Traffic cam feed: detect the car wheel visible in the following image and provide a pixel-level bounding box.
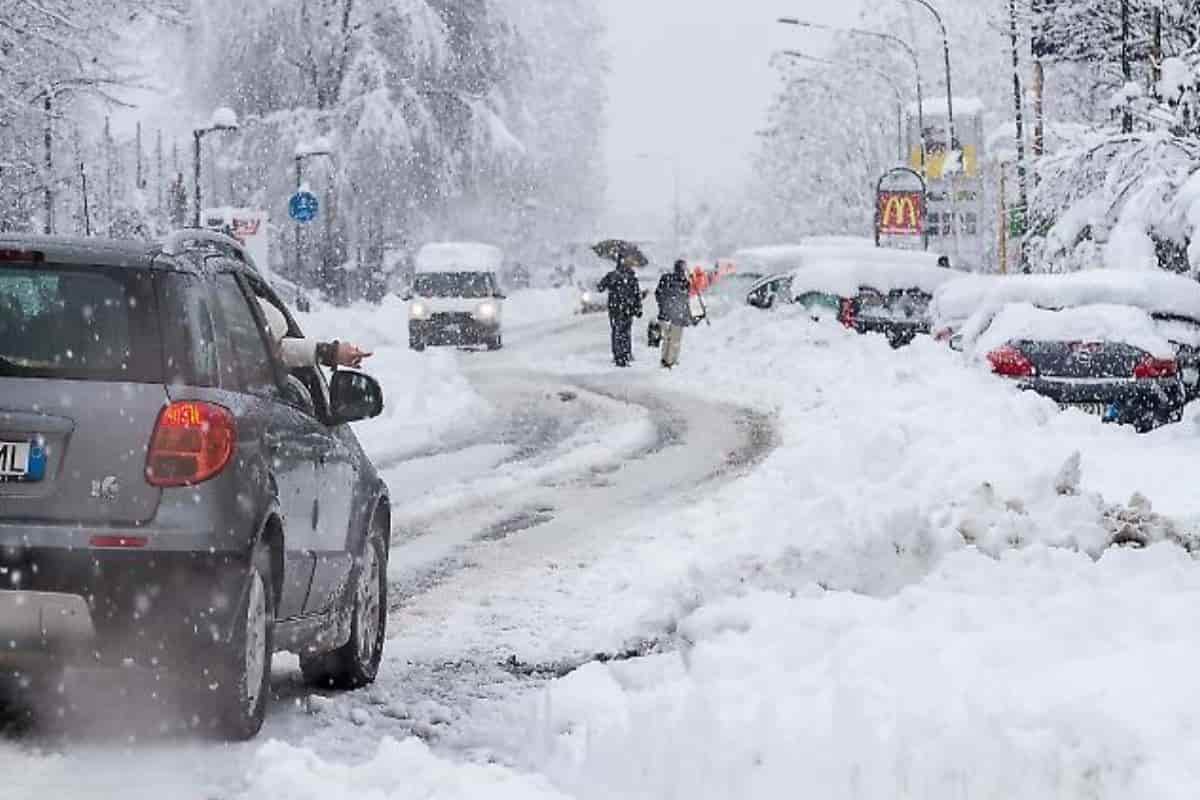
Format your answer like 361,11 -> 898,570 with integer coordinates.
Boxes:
486,335 -> 503,351
410,337 -> 425,352
206,545 -> 274,740
300,517 -> 388,690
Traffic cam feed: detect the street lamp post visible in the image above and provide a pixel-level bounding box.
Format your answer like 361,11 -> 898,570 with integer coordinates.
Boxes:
780,50 -> 907,162
294,137 -> 334,286
778,17 -> 925,176
896,0 -> 961,260
898,0 -> 956,153
192,107 -> 240,227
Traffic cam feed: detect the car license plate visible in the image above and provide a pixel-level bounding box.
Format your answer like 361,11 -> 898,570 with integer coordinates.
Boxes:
1062,402 -> 1119,421
0,440 -> 46,482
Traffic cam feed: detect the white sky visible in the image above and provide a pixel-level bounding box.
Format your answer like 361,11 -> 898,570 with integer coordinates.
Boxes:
601,0 -> 865,240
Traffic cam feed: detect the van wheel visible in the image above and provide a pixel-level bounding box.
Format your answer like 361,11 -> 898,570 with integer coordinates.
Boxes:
301,520 -> 387,690
204,545 -> 274,740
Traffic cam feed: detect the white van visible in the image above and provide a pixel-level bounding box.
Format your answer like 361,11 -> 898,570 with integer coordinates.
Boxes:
407,242 -> 506,351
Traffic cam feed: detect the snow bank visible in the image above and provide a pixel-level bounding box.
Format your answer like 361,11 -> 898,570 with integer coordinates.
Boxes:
971,303 -> 1176,358
299,296 -> 489,459
466,304 -> 1200,798
243,738 -> 568,800
416,242 -> 504,273
932,269 -> 1200,329
787,259 -> 958,297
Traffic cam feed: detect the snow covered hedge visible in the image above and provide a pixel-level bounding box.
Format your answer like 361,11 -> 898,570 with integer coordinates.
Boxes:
1028,131 -> 1200,274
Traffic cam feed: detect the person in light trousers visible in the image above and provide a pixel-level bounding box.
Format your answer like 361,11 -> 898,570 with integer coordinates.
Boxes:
655,259 -> 692,369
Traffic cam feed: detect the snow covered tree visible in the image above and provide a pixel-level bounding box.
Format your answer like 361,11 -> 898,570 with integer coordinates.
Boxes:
176,0 -> 605,301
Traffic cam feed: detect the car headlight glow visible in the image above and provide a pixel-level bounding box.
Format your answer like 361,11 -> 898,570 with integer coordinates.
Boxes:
581,291 -> 594,304
475,301 -> 498,321
410,301 -> 429,320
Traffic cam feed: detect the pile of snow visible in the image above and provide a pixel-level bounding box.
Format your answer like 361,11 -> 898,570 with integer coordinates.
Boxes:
969,303 -> 1176,359
299,296 -> 489,459
932,269 -> 1200,330
416,242 -> 504,273
243,738 -> 568,800
786,259 -> 959,298
446,304 -> 1200,797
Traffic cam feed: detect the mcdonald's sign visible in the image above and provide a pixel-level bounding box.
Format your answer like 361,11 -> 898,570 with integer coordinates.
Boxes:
877,191 -> 924,237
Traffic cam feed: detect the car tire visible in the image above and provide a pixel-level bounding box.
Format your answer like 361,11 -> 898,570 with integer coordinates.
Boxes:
300,516 -> 388,690
206,545 -> 274,741
486,335 -> 503,351
410,337 -> 425,352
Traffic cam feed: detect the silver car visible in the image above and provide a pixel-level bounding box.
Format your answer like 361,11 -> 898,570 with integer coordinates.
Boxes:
0,231 -> 390,739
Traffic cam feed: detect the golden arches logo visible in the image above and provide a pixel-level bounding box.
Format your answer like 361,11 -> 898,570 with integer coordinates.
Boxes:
878,192 -> 923,235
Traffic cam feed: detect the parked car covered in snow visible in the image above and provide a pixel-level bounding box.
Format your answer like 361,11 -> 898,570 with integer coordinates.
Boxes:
407,243 -> 506,351
745,257 -> 959,348
931,270 -> 1200,406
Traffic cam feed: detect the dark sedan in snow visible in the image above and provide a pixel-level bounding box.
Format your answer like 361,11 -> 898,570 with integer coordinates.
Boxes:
962,303 -> 1187,432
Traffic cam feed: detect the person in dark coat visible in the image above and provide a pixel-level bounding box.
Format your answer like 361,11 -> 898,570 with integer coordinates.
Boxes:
655,259 -> 692,369
597,256 -> 643,367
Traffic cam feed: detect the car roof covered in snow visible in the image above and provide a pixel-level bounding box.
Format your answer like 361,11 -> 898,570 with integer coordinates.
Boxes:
969,302 -> 1176,359
733,241 -> 945,274
416,242 -> 503,273
785,259 -> 960,297
931,270 -> 1200,327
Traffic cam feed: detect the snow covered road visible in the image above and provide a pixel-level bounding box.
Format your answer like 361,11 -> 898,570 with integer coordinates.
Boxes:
9,295 -> 1200,799
0,304 -> 778,799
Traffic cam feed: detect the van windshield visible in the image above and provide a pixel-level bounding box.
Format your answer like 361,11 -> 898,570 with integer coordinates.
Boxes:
413,272 -> 497,299
0,264 -> 162,382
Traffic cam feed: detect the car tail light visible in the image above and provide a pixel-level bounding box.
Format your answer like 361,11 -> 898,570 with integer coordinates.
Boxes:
1133,356 -> 1178,380
146,401 -> 236,487
0,249 -> 44,263
838,298 -> 856,328
987,345 -> 1036,378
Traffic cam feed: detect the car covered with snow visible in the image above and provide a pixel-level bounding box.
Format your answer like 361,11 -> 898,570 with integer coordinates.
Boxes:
745,257 -> 959,348
958,301 -> 1188,431
931,270 -> 1200,404
407,243 -> 506,351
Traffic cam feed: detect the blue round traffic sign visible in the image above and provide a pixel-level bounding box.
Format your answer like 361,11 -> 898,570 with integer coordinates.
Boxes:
289,191 -> 320,223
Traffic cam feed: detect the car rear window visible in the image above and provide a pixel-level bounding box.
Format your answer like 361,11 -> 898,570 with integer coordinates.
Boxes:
0,264 -> 162,382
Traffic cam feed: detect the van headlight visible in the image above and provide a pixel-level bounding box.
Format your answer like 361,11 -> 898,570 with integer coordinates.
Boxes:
410,301 -> 429,320
581,291 -> 595,305
474,301 -> 498,321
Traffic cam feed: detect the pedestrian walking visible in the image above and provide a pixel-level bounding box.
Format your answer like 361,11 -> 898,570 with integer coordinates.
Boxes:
655,259 -> 692,369
597,256 -> 643,367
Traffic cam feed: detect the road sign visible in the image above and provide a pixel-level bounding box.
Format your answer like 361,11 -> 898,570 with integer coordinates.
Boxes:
1009,205 -> 1028,237
289,191 -> 319,224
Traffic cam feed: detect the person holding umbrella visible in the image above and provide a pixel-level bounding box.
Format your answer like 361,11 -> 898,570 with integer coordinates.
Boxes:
596,250 -> 644,367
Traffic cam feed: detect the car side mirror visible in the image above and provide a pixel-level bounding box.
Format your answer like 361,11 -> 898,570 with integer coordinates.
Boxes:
329,370 -> 383,424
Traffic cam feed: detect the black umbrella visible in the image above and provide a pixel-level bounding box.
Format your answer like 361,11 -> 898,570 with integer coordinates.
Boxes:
592,239 -> 649,268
